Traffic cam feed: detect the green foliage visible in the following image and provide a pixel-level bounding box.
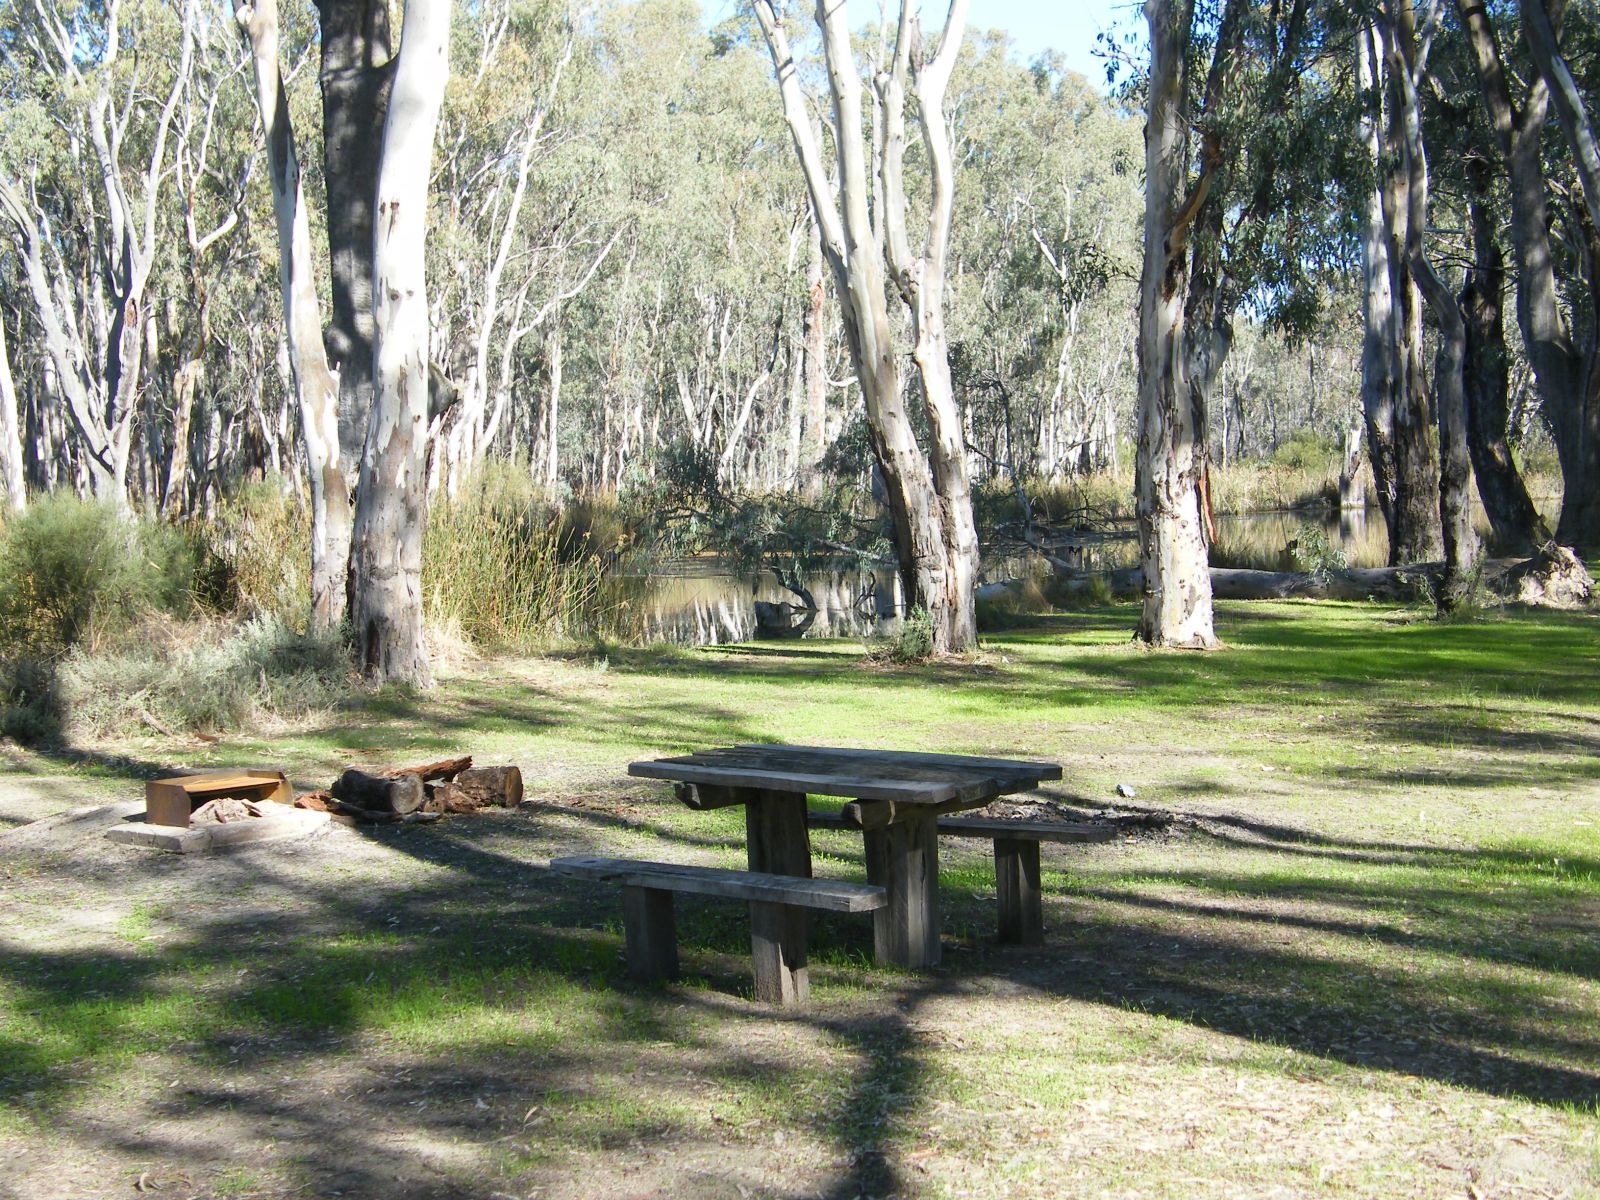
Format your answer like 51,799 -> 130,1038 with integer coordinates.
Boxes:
0,493 -> 198,655
0,655 -> 62,744
864,606 -> 935,664
424,465 -> 616,649
1270,429 -> 1340,474
1288,522 -> 1349,582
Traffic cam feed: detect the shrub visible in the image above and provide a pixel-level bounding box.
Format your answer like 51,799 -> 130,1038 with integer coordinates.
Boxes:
865,606 -> 936,663
59,616 -> 351,739
0,655 -> 63,745
0,493 -> 198,654
1289,522 -> 1349,582
197,481 -> 311,625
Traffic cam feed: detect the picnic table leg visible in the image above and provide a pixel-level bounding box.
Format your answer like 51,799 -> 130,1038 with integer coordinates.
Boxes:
742,788 -> 813,877
749,900 -> 809,1006
621,885 -> 679,982
864,809 -> 941,968
994,837 -> 1043,946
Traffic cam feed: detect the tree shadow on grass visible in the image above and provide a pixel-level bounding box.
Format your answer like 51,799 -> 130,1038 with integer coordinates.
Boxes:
3,800 -> 1598,1196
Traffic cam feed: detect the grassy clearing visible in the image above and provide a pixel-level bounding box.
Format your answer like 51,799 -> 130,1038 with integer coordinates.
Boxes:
1,597 -> 1597,1198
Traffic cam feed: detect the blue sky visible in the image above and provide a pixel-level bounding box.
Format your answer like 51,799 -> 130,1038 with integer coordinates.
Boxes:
701,0 -> 1136,83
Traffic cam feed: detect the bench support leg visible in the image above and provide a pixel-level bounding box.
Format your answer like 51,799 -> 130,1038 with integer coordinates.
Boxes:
994,837 -> 1043,946
743,789 -> 814,877
749,900 -> 809,1006
865,809 -> 941,968
622,885 -> 679,982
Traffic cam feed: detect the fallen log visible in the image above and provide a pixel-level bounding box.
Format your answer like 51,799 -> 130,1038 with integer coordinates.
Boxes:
1044,552 -> 1592,606
331,768 -> 425,816
1048,563 -> 1439,602
384,756 -> 472,783
450,766 -> 523,808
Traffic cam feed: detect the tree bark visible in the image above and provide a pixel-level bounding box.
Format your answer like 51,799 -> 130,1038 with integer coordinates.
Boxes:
1520,0 -> 1600,549
0,313 -> 25,511
1359,19 -> 1442,565
316,0 -> 394,453
1135,0 -> 1218,649
239,0 -> 354,631
348,0 -> 450,685
1461,156 -> 1542,550
753,0 -> 978,653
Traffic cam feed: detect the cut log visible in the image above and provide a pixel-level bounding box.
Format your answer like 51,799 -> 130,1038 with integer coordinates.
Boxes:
451,766 -> 523,808
384,755 -> 472,783
331,768 -> 425,816
428,781 -> 482,814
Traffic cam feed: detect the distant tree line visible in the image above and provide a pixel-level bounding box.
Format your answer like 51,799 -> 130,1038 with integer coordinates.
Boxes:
0,0 -> 1592,674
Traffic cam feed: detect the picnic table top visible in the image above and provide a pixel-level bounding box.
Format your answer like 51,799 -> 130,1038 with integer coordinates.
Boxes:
628,744 -> 1062,805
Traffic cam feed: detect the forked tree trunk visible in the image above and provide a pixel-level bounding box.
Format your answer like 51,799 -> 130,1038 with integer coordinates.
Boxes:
1385,5 -> 1478,606
238,0 -> 353,631
753,0 -> 978,653
1359,20 -> 1441,566
348,0 -> 450,685
1135,0 -> 1217,649
1461,160 -> 1542,550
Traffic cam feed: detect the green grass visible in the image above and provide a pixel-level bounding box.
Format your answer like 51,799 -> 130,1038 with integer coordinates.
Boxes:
2,597 -> 1598,1197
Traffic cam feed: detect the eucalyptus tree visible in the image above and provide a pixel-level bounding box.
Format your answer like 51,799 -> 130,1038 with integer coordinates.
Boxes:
1132,0 -> 1354,644
1137,0 -> 1220,648
317,0 -> 393,454
0,311 -> 23,509
347,0 -> 452,685
0,0 -> 198,504
237,0 -> 350,629
752,0 -> 980,653
1513,0 -> 1600,550
1382,0 -> 1478,604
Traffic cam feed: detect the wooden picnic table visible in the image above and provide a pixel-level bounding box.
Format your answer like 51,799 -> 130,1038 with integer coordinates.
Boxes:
627,744 -> 1062,968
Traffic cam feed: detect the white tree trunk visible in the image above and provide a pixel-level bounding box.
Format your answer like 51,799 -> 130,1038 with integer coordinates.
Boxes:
1135,0 -> 1218,649
0,313 -> 25,510
753,0 -> 978,652
237,0 -> 352,631
349,0 -> 450,685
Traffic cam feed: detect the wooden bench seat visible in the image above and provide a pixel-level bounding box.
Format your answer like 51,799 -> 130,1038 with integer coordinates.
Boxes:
551,856 -> 885,1007
808,811 -> 1117,946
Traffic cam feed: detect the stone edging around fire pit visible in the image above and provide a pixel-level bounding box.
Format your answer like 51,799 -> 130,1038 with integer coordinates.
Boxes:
106,804 -> 329,854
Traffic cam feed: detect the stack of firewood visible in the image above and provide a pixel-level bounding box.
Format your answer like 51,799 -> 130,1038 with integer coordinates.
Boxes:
294,757 -> 523,825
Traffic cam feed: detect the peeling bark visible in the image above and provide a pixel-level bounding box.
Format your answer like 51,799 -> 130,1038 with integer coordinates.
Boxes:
1135,0 -> 1217,649
238,0 -> 353,631
348,0 -> 450,685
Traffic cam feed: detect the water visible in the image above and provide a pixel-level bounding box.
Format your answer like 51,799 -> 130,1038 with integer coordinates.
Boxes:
628,505 -> 1540,646
627,560 -> 907,645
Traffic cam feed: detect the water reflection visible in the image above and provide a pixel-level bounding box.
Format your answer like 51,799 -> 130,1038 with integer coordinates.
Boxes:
626,562 -> 906,645
626,503 -> 1548,646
